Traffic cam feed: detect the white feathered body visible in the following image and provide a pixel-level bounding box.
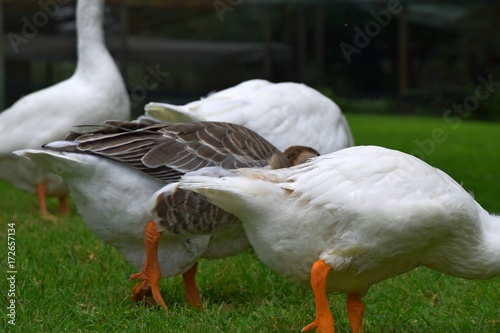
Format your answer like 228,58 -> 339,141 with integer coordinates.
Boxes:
180,146 -> 500,296
0,0 -> 130,197
146,79 -> 353,154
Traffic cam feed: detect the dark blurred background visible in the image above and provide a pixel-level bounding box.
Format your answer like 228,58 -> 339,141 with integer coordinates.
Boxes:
2,0 -> 500,120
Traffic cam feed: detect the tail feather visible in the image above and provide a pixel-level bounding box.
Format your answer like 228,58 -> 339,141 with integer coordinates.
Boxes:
145,102 -> 200,123
180,168 -> 287,222
180,170 -> 258,198
14,148 -> 82,175
180,167 -> 238,194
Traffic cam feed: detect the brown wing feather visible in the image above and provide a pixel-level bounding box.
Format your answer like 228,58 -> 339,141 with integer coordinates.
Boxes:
52,121 -> 284,183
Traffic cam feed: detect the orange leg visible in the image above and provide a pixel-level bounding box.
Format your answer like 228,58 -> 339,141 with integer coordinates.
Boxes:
59,195 -> 69,216
347,293 -> 365,333
129,221 -> 167,310
182,262 -> 202,308
36,183 -> 48,216
301,259 -> 334,333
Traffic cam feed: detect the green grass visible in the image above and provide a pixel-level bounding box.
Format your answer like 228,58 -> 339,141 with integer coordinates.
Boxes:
1,114 -> 499,332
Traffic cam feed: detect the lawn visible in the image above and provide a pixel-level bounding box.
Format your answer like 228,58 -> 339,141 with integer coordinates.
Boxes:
1,114 -> 499,332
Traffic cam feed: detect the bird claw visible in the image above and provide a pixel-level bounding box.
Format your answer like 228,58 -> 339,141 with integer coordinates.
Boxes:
130,272 -> 167,310
301,319 -> 334,333
301,319 -> 317,332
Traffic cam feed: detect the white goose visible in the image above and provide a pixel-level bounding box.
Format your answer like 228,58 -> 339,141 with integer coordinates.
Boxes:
15,120 -> 318,309
0,0 -> 130,215
180,145 -> 500,333
145,79 -> 354,154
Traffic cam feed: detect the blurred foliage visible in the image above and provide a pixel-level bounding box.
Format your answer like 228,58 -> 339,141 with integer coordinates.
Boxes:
318,86 -> 396,115
320,85 -> 500,120
4,2 -> 500,120
480,89 -> 500,121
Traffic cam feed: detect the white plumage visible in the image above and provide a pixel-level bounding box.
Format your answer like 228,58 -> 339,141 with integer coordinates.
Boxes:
0,0 -> 130,214
180,145 -> 500,333
145,79 -> 354,154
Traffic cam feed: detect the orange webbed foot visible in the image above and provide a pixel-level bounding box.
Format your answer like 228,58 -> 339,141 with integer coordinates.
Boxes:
301,259 -> 334,333
301,318 -> 334,333
347,293 -> 365,333
182,262 -> 202,308
59,195 -> 70,216
36,183 -> 49,216
129,221 -> 167,310
130,270 -> 167,310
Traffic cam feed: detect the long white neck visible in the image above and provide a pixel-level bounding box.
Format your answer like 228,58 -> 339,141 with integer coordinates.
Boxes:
74,0 -> 113,78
